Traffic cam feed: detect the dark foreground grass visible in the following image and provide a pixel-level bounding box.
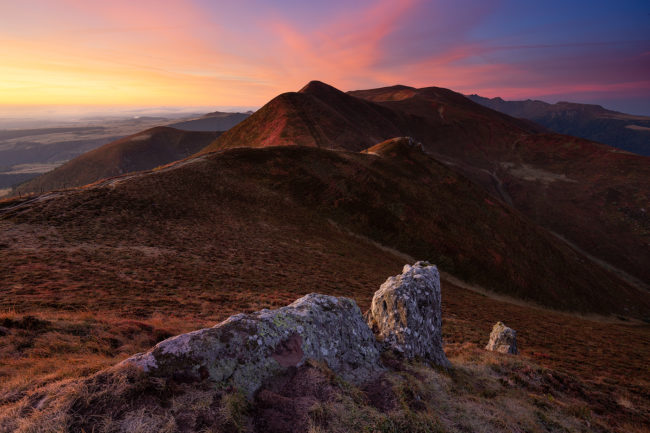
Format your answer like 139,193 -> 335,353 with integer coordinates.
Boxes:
0,279 -> 648,433
2,342 -> 645,433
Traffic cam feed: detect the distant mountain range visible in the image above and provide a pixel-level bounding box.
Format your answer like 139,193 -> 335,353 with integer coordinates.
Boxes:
0,111 -> 251,194
5,111 -> 251,195
467,95 -> 650,156
12,127 -> 219,195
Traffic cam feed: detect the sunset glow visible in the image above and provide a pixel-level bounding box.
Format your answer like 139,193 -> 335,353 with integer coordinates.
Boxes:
1,0 -> 649,113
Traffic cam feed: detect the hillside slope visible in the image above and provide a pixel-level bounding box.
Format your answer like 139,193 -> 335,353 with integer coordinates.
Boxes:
467,95 -> 650,156
2,142 -> 647,317
13,127 -> 219,195
202,81 -> 406,152
168,111 -> 251,131
202,81 -> 650,286
1,142 -> 649,432
357,86 -> 650,288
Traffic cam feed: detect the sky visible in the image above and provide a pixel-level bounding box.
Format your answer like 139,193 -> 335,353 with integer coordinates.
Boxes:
1,0 -> 649,115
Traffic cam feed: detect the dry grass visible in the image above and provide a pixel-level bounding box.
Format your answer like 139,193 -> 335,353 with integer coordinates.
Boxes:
0,145 -> 648,431
2,344 -> 642,433
2,145 -> 646,318
0,278 -> 648,432
0,310 -> 212,409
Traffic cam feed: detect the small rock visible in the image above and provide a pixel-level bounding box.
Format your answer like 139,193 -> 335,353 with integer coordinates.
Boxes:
366,261 -> 450,367
485,322 -> 518,354
122,293 -> 382,397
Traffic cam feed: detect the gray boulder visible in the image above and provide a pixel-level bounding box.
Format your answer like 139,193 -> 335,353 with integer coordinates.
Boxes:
366,261 -> 450,367
122,293 -> 382,397
485,322 -> 518,354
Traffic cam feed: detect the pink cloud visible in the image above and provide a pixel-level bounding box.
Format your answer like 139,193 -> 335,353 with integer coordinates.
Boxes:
477,81 -> 650,100
1,0 -> 648,112
258,0 -> 421,89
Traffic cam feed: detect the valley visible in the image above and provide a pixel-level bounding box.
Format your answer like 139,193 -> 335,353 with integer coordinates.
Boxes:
0,111 -> 250,194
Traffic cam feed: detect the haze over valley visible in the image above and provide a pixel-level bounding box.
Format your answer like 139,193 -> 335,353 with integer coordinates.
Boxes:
0,110 -> 252,196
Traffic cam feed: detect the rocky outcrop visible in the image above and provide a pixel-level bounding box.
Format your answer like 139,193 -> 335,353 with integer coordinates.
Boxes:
122,262 -> 453,397
366,261 -> 449,367
485,322 -> 518,354
123,293 -> 382,396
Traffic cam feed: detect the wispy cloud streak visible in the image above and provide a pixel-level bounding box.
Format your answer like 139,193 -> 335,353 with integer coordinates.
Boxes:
0,0 -> 648,113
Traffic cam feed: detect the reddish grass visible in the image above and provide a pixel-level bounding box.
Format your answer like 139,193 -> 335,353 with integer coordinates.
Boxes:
0,145 -> 647,431
1,290 -> 648,432
2,145 -> 645,317
206,81 -> 650,285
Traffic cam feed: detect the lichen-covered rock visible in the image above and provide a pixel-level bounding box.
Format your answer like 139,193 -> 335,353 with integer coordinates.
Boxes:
122,293 -> 382,397
366,261 -> 449,367
485,322 -> 518,354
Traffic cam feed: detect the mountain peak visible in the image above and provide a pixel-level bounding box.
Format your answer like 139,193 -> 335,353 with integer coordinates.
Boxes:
298,80 -> 345,96
372,84 -> 416,92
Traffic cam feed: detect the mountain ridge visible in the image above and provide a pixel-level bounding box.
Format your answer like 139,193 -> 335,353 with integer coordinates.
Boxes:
2,142 -> 648,318
201,81 -> 650,286
467,94 -> 650,155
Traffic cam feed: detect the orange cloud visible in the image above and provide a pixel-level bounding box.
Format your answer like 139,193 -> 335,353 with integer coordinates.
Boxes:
1,0 -> 647,111
0,0 -> 283,106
